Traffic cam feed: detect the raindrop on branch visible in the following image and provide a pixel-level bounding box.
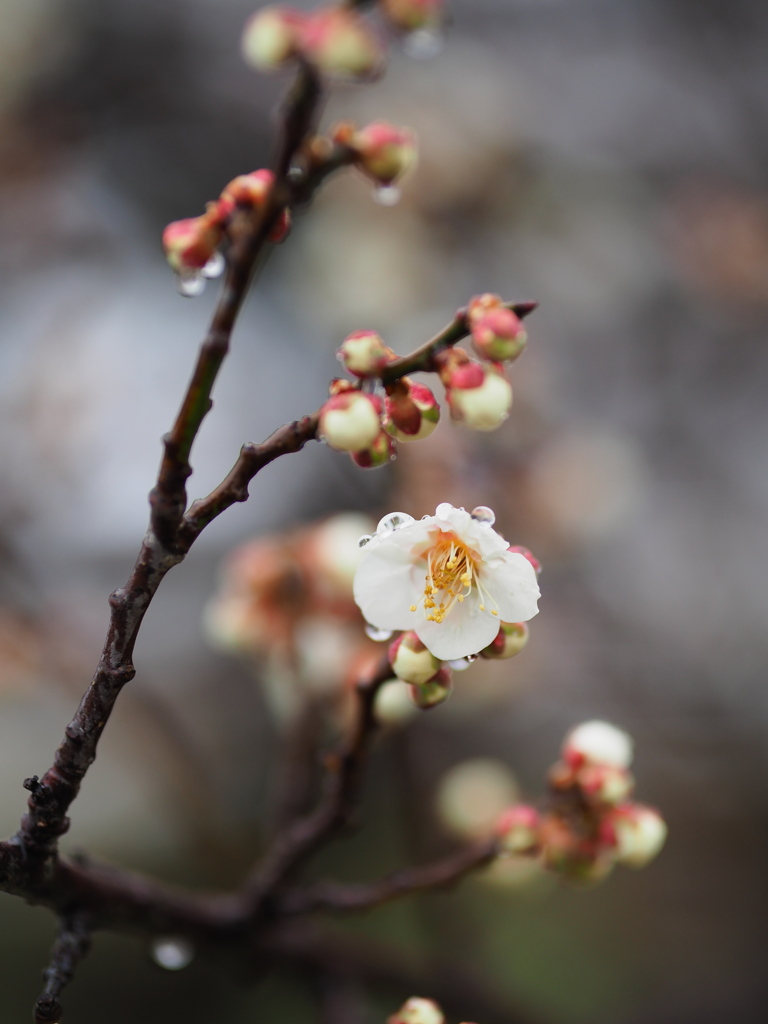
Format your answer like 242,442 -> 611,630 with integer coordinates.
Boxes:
176,272 -> 205,298
151,937 -> 194,971
373,184 -> 401,207
201,251 -> 225,279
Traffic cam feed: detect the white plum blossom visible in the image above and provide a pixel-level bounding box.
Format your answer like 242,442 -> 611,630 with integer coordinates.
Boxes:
353,503 -> 540,661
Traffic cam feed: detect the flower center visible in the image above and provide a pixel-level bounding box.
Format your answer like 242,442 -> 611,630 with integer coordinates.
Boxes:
409,531 -> 498,624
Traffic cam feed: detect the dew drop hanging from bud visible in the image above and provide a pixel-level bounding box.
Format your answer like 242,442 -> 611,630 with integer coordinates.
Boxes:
402,29 -> 444,60
201,251 -> 225,279
470,506 -> 496,526
447,654 -> 478,671
365,623 -> 394,642
377,512 -> 415,536
150,937 -> 194,971
373,184 -> 401,207
176,272 -> 206,298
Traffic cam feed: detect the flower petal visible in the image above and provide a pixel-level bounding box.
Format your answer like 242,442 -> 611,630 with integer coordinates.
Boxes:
479,552 -> 540,622
415,590 -> 500,660
353,523 -> 428,630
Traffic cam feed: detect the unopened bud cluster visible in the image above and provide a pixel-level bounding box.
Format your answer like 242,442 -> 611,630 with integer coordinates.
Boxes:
388,631 -> 452,708
242,2 -> 446,80
162,168 -> 290,295
321,296 -> 534,468
494,721 -> 667,882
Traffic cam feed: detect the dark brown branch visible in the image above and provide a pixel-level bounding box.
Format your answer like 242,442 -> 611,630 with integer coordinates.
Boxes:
34,913 -> 92,1024
180,413 -> 320,542
13,67 -> 327,869
242,653 -> 393,918
278,837 -> 500,916
381,301 -> 538,383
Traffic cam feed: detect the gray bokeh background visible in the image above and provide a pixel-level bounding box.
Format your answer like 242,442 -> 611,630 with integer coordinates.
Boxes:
1,0 -> 767,1021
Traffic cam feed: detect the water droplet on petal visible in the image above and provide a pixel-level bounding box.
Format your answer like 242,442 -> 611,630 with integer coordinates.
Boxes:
201,251 -> 225,279
402,28 -> 444,60
373,184 -> 401,207
377,512 -> 415,536
447,654 -> 478,671
176,272 -> 205,298
435,502 -> 454,519
151,937 -> 194,971
471,506 -> 496,526
358,534 -> 373,548
365,623 -> 394,642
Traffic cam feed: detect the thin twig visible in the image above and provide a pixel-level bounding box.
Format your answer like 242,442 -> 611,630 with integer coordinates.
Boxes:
277,837 -> 500,916
381,301 -> 538,383
242,652 -> 393,917
34,913 -> 92,1024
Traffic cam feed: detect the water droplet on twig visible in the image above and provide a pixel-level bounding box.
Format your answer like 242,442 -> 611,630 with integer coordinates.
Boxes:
201,251 -> 225,279
151,937 -> 194,971
373,184 -> 402,207
176,272 -> 205,298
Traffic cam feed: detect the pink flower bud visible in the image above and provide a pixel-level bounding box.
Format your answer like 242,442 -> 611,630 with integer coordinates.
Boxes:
162,214 -> 223,274
220,169 -> 292,243
300,8 -> 385,79
471,308 -> 528,362
389,631 -> 442,685
604,804 -> 667,868
480,621 -> 529,660
380,0 -> 445,32
337,329 -> 394,378
408,666 -> 452,709
496,804 -> 540,855
577,764 -> 634,806
241,6 -> 306,70
507,545 -> 542,575
467,292 -> 503,324
350,428 -> 397,469
444,360 -> 513,432
318,392 -> 382,452
563,720 -> 634,771
384,379 -> 440,442
352,122 -> 418,185
388,998 -> 445,1024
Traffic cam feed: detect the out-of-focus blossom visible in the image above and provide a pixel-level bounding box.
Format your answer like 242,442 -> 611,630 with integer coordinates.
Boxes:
603,803 -> 668,868
301,7 -> 385,79
563,720 -> 634,770
437,758 -> 520,839
388,996 -> 445,1024
351,121 -> 418,185
241,6 -> 305,69
354,503 -> 539,661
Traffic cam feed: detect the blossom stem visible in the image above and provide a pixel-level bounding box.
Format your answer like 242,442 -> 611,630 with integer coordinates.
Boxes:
381,301 -> 538,383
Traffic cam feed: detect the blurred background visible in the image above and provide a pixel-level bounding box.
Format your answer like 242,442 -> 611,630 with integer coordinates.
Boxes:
1,0 -> 768,1020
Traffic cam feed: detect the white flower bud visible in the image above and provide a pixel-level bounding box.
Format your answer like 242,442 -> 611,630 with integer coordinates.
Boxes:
388,997 -> 445,1024
563,720 -> 634,770
448,366 -> 512,432
318,392 -> 382,452
389,631 -> 441,685
611,805 -> 667,868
